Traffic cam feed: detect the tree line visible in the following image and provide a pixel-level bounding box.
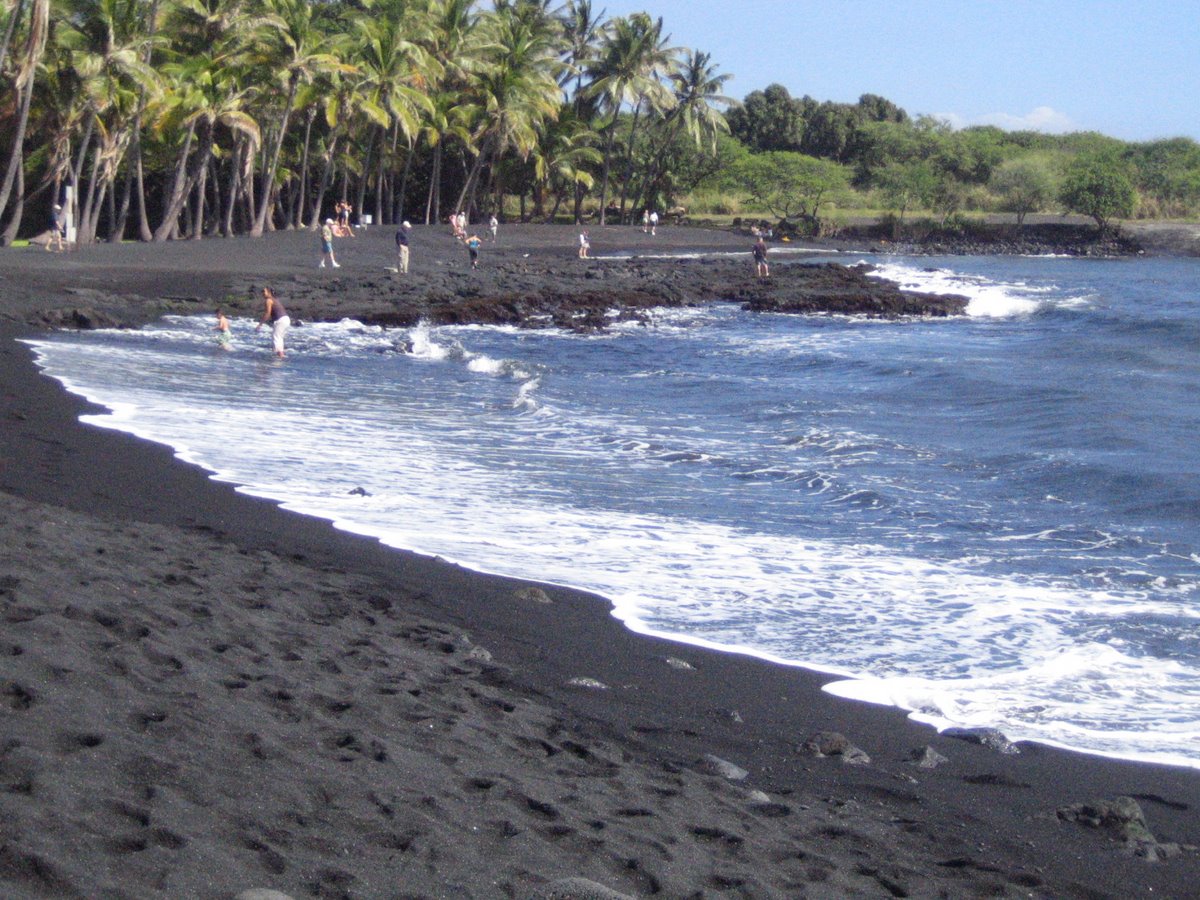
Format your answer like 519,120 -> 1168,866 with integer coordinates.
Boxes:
717,84 -> 1200,233
2,2 -> 1197,246
0,0 -> 735,244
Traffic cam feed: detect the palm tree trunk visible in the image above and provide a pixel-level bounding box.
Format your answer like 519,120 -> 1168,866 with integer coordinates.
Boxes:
190,152 -> 209,238
111,154 -> 135,241
206,158 -> 222,235
425,142 -> 442,225
294,108 -> 315,228
223,139 -> 242,236
373,125 -> 388,225
395,142 -> 413,222
77,134 -> 103,244
153,123 -> 199,242
251,78 -> 298,236
596,117 -> 619,226
0,148 -> 24,245
0,55 -> 37,222
309,133 -> 339,228
0,0 -> 27,78
617,101 -> 644,222
355,137 -> 374,224
455,136 -> 493,217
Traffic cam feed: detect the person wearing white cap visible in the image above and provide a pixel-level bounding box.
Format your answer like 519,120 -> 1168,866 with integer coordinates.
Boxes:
49,204 -> 66,252
395,221 -> 411,274
319,218 -> 340,268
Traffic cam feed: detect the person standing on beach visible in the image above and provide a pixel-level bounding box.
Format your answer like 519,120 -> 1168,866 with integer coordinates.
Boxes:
395,221 -> 411,274
753,236 -> 770,280
319,219 -> 340,268
642,209 -> 650,233
578,229 -> 590,259
256,287 -> 290,358
48,204 -> 66,251
466,232 -> 482,269
649,209 -> 658,235
214,309 -> 232,350
489,214 -> 498,241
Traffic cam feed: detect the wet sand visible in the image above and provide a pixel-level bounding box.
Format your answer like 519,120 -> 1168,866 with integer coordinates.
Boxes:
1,225 -> 1198,898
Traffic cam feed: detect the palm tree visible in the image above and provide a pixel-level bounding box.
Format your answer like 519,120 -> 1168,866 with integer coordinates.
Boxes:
584,12 -> 675,225
558,0 -> 605,222
152,48 -> 259,238
453,0 -> 564,216
55,0 -> 162,243
354,11 -> 436,224
247,0 -> 346,236
0,0 -> 48,241
631,48 -> 732,215
530,105 -> 600,220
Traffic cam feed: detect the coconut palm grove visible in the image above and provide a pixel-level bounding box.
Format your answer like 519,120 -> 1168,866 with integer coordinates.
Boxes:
2,0 -> 1198,245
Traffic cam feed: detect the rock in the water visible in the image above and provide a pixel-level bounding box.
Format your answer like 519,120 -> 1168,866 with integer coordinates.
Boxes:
943,727 -> 1020,755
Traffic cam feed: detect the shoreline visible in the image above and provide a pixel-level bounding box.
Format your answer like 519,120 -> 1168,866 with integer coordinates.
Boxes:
3,226 -> 1200,898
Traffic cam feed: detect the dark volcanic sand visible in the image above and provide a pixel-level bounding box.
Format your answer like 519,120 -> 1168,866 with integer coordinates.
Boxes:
1,225 -> 1198,899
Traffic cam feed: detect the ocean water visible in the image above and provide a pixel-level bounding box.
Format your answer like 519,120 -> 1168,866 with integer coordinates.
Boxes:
25,252 -> 1200,769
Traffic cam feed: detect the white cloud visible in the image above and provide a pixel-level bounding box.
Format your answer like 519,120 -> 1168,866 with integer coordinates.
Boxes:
933,106 -> 1080,134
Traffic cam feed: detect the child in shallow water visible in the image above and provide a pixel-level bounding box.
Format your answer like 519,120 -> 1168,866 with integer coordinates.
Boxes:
214,309 -> 232,350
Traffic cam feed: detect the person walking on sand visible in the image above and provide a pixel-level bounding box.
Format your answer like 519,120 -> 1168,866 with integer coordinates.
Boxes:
466,232 -> 482,269
319,218 -> 340,268
752,236 -> 770,280
48,204 -> 66,252
214,308 -> 232,350
649,209 -> 658,235
489,214 -> 498,242
578,229 -> 590,259
642,209 -> 650,233
395,221 -> 411,274
256,287 -> 290,358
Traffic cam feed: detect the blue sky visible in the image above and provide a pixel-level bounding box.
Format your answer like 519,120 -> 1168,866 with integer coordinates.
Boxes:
596,0 -> 1200,142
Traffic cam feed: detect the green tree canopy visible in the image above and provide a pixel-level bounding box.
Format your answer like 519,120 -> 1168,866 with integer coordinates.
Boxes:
990,154 -> 1057,225
731,150 -> 849,224
1060,152 -> 1136,231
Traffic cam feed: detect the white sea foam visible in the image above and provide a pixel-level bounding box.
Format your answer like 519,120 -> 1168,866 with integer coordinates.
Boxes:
865,261 -> 1054,318
23,308 -> 1200,769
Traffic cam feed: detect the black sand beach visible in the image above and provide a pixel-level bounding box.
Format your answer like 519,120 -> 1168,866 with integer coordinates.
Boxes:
2,224 -> 1199,899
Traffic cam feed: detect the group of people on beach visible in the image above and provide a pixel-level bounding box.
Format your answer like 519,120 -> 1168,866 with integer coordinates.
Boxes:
227,216 -> 773,358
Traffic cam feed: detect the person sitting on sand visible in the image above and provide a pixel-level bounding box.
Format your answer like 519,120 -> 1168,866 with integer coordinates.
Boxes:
319,219 -> 340,268
256,287 -> 290,358
578,229 -> 590,259
753,236 -> 769,280
214,309 -> 232,350
466,233 -> 482,269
